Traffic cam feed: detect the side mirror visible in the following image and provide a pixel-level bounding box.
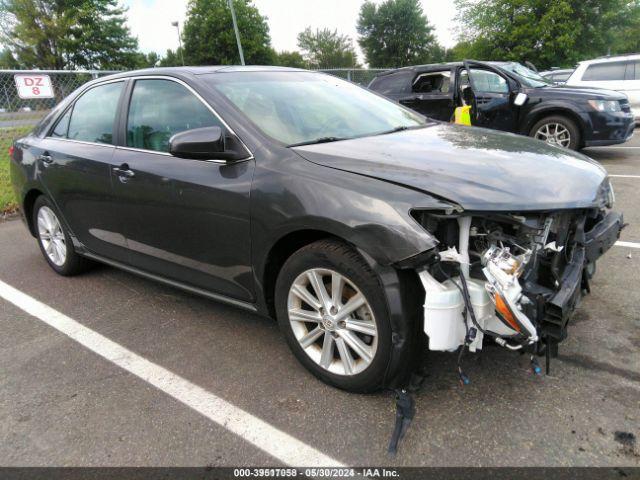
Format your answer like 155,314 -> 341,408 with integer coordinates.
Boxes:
169,126 -> 224,160
513,92 -> 528,106
169,127 -> 250,161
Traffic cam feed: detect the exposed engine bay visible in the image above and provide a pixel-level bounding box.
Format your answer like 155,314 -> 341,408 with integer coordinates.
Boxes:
412,206 -> 624,368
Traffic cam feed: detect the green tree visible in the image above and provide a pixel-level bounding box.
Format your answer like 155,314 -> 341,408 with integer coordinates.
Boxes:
357,0 -> 443,68
296,27 -> 359,69
0,48 -> 22,68
444,38 -> 494,62
0,0 -> 142,69
158,48 -> 184,67
183,0 -> 273,65
454,0 -> 640,69
141,52 -> 160,68
273,50 -> 307,68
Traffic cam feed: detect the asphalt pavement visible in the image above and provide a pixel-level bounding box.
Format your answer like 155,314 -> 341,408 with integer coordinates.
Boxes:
0,136 -> 639,468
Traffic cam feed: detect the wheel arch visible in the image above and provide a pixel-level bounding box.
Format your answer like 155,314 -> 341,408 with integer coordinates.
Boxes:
522,107 -> 586,142
22,188 -> 44,237
261,228 -> 425,389
261,229 -> 345,319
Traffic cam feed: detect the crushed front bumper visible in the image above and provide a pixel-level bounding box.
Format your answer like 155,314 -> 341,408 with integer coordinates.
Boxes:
585,210 -> 624,263
541,210 -> 623,340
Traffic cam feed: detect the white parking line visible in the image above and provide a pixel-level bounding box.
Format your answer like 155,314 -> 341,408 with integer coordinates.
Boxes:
616,241 -> 640,249
598,146 -> 640,149
609,174 -> 640,178
0,279 -> 343,467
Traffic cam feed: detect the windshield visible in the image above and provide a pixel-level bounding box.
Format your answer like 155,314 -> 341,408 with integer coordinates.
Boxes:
206,72 -> 427,146
498,63 -> 552,88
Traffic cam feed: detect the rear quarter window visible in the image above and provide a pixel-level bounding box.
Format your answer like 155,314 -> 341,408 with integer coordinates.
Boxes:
369,72 -> 411,95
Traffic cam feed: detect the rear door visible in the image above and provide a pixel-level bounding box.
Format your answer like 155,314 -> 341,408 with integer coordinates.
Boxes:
402,70 -> 455,121
462,60 -> 519,132
35,80 -> 131,262
111,77 -> 255,302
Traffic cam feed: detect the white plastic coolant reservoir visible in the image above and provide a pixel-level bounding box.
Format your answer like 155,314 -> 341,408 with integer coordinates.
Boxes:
419,271 -> 464,351
420,271 -> 495,352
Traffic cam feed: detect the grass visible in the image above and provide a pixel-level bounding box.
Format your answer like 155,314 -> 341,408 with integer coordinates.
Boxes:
0,126 -> 32,215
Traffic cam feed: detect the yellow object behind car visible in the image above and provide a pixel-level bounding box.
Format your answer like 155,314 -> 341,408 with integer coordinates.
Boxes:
454,105 -> 472,126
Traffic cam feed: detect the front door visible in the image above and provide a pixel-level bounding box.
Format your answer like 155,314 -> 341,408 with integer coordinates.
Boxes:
462,61 -> 519,132
111,78 -> 255,302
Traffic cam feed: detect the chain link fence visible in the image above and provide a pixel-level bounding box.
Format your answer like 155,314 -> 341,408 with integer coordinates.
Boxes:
0,68 -> 388,142
0,67 -> 388,213
317,68 -> 389,85
0,70 -> 119,142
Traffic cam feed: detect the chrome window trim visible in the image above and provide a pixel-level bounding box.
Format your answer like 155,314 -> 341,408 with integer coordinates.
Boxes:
44,137 -> 115,149
44,74 -> 254,163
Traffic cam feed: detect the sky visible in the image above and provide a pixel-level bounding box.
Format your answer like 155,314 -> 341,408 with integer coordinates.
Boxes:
123,0 -> 458,63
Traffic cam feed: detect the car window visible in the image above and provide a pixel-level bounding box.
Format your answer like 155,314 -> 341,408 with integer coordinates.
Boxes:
497,62 -> 550,87
412,72 -> 451,94
67,82 -> 123,144
369,72 -> 411,95
209,72 -> 426,146
469,69 -> 509,93
50,108 -> 72,138
127,79 -> 223,153
582,61 -> 628,81
553,72 -> 572,82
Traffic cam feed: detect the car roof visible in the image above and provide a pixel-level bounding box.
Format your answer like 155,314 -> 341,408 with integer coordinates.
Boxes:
94,65 -> 308,81
374,61 -> 517,77
578,53 -> 640,65
374,62 -> 463,76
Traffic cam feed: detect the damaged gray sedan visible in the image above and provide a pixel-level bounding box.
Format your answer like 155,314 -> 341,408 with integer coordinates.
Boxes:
11,68 -> 623,392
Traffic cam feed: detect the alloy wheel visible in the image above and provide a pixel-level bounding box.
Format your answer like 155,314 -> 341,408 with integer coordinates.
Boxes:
37,206 -> 67,266
534,122 -> 571,148
287,268 -> 378,376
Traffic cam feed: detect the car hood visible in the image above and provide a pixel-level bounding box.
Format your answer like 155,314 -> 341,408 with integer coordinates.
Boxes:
536,85 -> 628,100
292,123 -> 608,211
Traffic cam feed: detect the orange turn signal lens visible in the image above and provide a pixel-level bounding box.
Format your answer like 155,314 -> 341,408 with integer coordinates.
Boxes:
494,293 -> 521,333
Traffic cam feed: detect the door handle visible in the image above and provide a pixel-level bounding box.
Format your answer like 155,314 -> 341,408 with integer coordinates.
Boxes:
113,164 -> 135,181
39,153 -> 53,164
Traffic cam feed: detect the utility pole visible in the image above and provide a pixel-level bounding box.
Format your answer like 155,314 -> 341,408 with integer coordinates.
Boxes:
171,21 -> 186,66
227,0 -> 245,65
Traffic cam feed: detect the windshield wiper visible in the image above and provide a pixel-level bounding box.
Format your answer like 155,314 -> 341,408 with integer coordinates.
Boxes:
376,125 -> 422,136
287,136 -> 346,147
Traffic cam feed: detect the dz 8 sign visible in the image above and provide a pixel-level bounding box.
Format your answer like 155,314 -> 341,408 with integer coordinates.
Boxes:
14,74 -> 55,99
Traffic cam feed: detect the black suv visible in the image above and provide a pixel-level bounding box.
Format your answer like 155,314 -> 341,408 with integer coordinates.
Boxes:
369,60 -> 635,150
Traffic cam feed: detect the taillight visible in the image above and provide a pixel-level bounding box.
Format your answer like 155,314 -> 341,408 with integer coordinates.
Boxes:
8,145 -> 14,159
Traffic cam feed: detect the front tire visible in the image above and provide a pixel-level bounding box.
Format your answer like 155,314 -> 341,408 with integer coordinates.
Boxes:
32,195 -> 92,276
275,239 -> 392,392
529,115 -> 581,150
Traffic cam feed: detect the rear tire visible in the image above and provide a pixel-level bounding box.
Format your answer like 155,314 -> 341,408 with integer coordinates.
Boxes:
32,195 -> 93,276
529,115 -> 581,150
275,239 -> 393,392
